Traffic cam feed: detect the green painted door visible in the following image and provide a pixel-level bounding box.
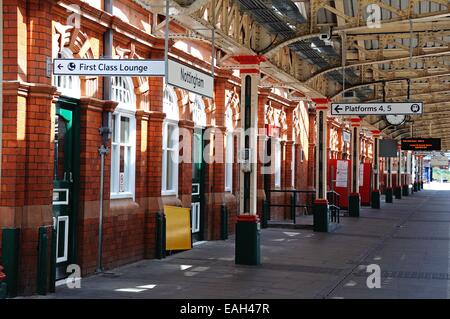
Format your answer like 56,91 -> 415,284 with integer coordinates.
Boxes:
52,100 -> 79,280
191,128 -> 205,242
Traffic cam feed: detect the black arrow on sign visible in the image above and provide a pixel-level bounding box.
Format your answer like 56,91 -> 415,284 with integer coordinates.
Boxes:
334,104 -> 342,114
57,64 -> 63,70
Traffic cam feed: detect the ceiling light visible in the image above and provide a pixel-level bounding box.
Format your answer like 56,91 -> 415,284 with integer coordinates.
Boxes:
272,6 -> 283,16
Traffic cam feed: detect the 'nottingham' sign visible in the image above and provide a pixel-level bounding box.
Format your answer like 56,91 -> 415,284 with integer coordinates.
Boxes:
167,59 -> 213,99
330,102 -> 423,116
401,138 -> 441,151
53,59 -> 165,76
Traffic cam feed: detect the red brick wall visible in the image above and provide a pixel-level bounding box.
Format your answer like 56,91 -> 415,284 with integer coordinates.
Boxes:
0,0 -> 57,295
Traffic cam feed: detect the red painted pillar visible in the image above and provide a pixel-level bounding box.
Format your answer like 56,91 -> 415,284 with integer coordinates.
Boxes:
311,98 -> 330,232
371,130 -> 381,209
349,117 -> 362,217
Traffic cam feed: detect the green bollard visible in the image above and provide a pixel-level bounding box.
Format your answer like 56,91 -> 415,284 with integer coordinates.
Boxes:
394,186 -> 402,199
49,227 -> 57,293
220,204 -> 229,240
313,200 -> 329,232
402,184 -> 409,196
348,193 -> 360,217
37,227 -> 49,295
371,190 -> 381,209
0,264 -> 7,299
261,200 -> 268,229
0,282 -> 6,299
385,187 -> 394,203
155,212 -> 164,259
235,215 -> 260,265
2,228 -> 20,298
290,194 -> 297,223
162,214 -> 167,257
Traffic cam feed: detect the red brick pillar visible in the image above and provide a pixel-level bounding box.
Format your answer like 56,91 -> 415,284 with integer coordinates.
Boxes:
134,110 -> 150,258
284,103 -> 296,187
145,74 -> 165,259
177,119 -> 194,208
144,110 -> 165,258
135,110 -> 150,201
205,74 -> 229,240
307,108 -> 316,190
0,0 -> 57,295
1,82 -> 58,295
282,105 -> 293,219
284,140 -> 294,190
205,125 -> 226,240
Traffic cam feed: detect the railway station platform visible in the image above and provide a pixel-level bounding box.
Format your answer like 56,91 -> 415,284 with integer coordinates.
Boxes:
30,183 -> 450,299
1,0 -> 449,302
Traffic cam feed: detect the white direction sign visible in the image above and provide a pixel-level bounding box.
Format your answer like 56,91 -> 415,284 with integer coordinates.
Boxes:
167,59 -> 213,99
330,102 -> 423,116
53,59 -> 165,76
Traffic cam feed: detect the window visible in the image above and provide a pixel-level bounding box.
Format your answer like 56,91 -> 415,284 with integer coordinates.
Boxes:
162,86 -> 179,195
274,139 -> 281,187
53,49 -> 80,98
225,133 -> 234,192
192,96 -> 207,128
110,77 -> 136,199
225,108 -> 233,192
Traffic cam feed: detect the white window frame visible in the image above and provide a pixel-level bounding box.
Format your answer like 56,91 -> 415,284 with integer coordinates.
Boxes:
225,132 -> 234,192
161,86 -> 179,196
110,77 -> 136,200
161,120 -> 179,196
274,139 -> 281,188
225,107 -> 234,192
193,95 -> 207,128
56,215 -> 69,263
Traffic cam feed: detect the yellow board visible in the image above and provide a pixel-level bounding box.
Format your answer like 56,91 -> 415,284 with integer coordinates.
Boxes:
164,205 -> 192,250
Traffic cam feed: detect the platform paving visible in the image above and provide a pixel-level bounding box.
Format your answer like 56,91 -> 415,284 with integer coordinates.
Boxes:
30,182 -> 450,299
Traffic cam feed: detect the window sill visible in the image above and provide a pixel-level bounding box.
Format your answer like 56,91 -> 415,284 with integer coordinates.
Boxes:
161,191 -> 177,196
110,192 -> 134,200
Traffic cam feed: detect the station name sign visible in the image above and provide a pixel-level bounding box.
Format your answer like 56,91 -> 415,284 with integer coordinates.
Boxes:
53,59 -> 165,76
330,102 -> 423,116
167,59 -> 213,99
401,138 -> 441,151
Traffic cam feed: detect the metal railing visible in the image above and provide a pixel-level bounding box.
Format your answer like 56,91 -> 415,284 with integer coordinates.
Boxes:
266,189 -> 315,224
327,190 -> 340,223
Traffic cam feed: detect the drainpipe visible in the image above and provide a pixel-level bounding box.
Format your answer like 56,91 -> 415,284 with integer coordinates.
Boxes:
97,0 -> 113,273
